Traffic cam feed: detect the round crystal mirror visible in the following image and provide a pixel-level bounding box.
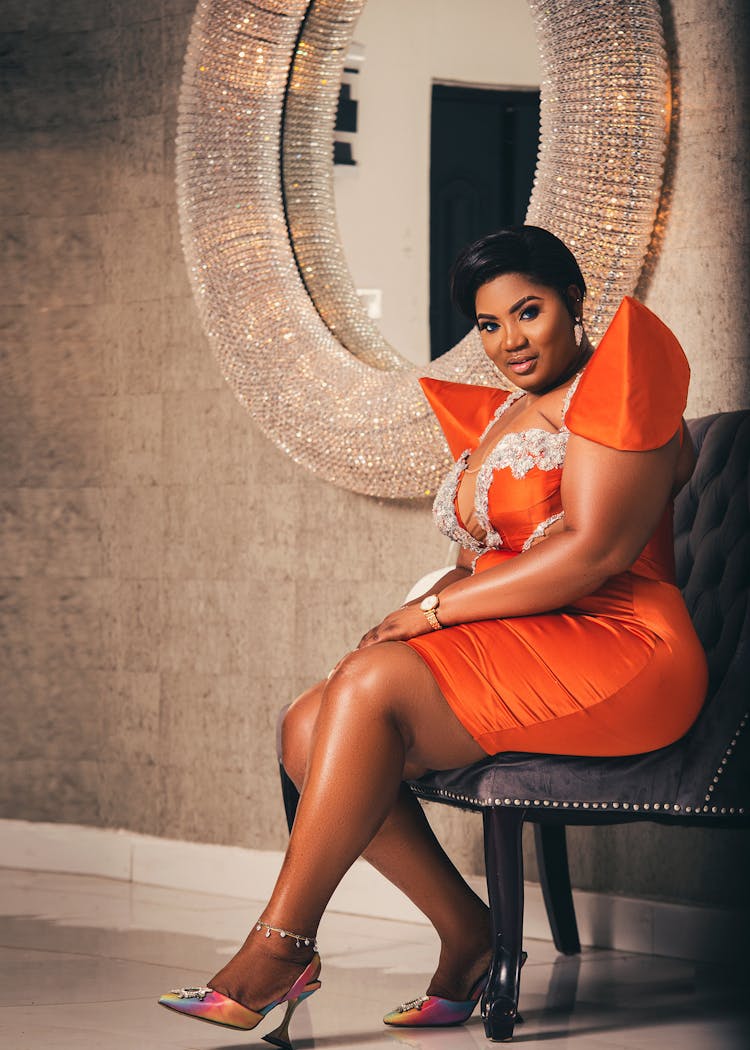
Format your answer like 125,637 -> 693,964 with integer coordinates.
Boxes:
176,0 -> 669,498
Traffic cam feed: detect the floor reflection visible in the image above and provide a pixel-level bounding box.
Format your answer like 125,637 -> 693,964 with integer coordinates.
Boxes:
1,868 -> 748,1049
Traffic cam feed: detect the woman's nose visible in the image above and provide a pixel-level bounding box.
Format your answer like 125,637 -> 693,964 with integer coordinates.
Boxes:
503,324 -> 526,352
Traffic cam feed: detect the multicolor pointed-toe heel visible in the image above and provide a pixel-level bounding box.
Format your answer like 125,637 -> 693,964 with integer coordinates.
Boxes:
158,955 -> 320,1048
383,950 -> 527,1029
383,970 -> 487,1028
158,921 -> 321,1050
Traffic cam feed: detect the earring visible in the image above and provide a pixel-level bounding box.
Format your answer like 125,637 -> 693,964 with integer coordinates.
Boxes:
574,317 -> 584,348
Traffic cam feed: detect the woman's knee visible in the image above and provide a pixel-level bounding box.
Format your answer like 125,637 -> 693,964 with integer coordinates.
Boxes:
323,643 -> 407,723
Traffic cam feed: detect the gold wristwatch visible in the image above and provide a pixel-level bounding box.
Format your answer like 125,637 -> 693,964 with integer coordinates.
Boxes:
420,593 -> 443,630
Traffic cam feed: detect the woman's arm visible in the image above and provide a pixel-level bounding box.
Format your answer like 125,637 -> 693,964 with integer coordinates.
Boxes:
401,563 -> 471,609
358,429 -> 681,647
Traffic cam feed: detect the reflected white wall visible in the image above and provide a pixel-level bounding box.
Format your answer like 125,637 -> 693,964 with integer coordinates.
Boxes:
333,0 -> 540,365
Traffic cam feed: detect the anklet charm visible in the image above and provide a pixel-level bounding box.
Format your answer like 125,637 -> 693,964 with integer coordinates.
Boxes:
255,920 -> 319,952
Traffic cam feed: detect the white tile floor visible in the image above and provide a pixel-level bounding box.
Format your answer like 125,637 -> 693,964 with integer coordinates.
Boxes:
1,868 -> 748,1050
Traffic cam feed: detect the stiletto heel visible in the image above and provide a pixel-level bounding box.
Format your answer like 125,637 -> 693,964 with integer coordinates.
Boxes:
263,994 -> 305,1049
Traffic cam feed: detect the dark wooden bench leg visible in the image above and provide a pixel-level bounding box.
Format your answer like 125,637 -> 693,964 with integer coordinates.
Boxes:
482,806 -> 526,1042
279,761 -> 299,834
533,824 -> 581,955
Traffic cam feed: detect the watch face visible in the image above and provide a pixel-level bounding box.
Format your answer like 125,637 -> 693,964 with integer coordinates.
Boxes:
420,594 -> 439,612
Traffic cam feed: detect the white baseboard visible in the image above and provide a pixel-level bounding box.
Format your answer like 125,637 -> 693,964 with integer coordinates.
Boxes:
1,818 -> 744,964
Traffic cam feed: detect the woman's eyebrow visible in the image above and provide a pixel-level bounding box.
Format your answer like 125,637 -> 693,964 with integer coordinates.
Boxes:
477,295 -> 541,321
508,294 -> 540,313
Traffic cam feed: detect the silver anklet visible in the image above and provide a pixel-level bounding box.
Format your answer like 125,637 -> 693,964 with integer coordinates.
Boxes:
255,920 -> 319,952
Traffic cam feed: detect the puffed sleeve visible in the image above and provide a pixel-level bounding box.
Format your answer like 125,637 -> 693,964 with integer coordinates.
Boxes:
419,377 -> 512,460
565,296 -> 690,450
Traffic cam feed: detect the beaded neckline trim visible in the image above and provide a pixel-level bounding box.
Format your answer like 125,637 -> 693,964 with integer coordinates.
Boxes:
432,391 -> 524,555
432,374 -> 583,553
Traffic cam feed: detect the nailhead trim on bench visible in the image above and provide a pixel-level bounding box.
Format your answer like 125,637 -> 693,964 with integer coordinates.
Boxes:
413,783 -> 746,818
412,715 -> 750,818
703,712 -> 747,807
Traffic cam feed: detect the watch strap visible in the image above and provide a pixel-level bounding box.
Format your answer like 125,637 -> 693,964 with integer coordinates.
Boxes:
422,606 -> 442,631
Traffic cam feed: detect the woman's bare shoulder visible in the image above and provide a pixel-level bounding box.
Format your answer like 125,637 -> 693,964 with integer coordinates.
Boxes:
536,376 -> 580,429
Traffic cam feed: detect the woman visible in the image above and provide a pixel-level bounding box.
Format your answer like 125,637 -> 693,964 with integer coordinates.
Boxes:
159,226 -> 707,1045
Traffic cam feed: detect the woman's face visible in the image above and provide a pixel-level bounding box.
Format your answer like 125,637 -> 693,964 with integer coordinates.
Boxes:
474,273 -> 582,394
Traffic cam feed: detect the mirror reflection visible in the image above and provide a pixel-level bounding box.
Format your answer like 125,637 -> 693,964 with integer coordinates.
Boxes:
333,0 -> 540,366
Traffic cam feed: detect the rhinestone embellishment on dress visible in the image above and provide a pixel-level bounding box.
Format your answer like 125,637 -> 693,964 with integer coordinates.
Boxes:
432,452 -> 488,555
480,427 -> 570,481
522,511 -> 565,552
433,429 -> 570,550
432,375 -> 585,553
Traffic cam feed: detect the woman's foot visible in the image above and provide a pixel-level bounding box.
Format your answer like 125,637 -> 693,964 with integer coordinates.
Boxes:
208,923 -> 317,1012
159,935 -> 321,1047
383,909 -> 493,1029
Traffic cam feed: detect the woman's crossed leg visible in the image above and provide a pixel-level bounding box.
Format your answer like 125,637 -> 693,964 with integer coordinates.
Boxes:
208,641 -> 490,1012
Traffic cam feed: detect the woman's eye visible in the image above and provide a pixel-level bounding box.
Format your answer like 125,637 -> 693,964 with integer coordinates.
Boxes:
478,321 -> 499,333
520,305 -> 539,320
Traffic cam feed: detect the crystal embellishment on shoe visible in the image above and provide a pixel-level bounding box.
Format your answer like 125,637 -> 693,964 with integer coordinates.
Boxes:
169,986 -> 212,1000
400,995 -> 429,1012
383,972 -> 487,1028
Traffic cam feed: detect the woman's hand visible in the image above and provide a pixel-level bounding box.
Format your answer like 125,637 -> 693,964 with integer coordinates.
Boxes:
357,604 -> 434,649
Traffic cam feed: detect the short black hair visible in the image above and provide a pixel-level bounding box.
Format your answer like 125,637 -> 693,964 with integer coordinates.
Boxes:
450,225 -> 586,320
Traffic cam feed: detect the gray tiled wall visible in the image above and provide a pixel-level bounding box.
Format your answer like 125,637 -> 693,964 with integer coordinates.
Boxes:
1,0 -> 748,907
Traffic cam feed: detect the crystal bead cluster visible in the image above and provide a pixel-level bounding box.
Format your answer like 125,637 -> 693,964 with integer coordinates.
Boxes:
522,512 -> 565,552
480,428 -> 570,482
176,1 -> 668,499
433,372 -> 582,553
433,427 -> 570,554
171,987 -> 212,1000
432,452 -> 488,555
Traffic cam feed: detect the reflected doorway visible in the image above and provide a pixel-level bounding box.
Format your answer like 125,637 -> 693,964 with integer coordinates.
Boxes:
429,84 -> 540,360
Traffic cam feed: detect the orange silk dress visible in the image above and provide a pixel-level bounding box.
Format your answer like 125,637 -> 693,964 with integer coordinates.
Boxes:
407,297 -> 708,757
